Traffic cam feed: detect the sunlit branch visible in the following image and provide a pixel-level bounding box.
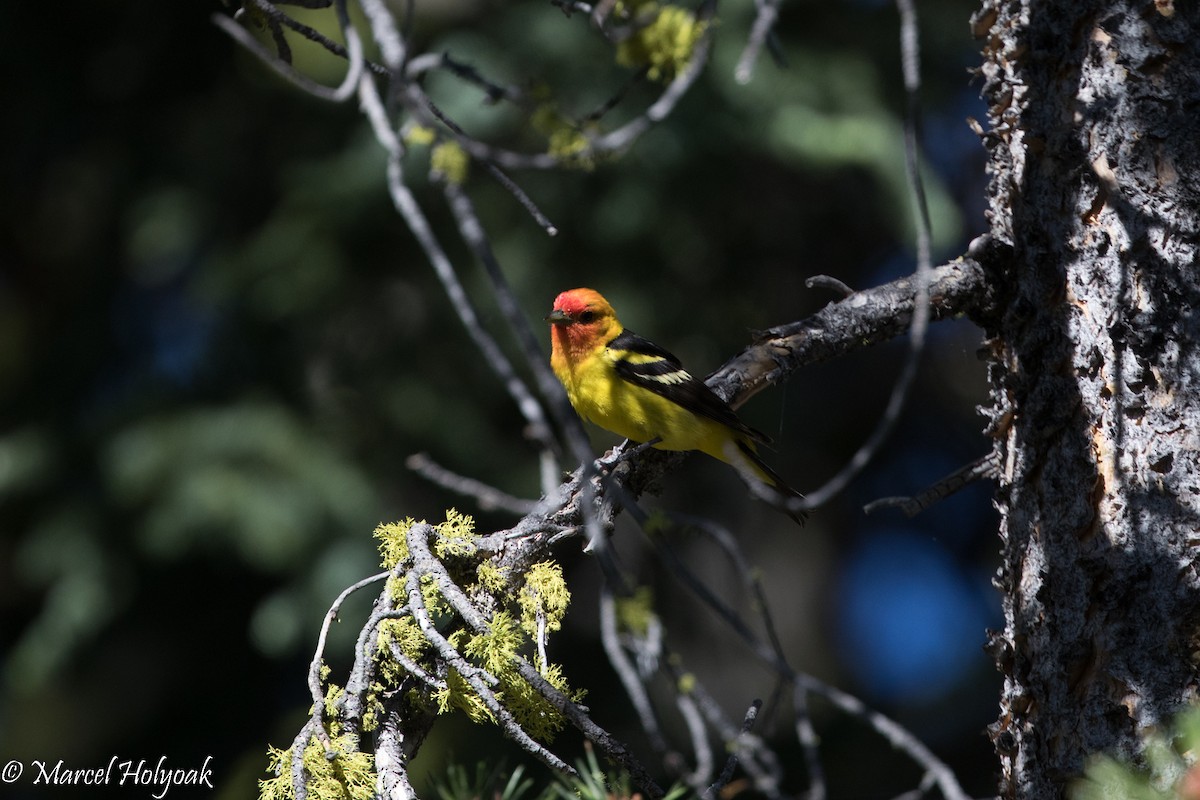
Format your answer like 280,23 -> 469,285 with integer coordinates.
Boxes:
405,522 -> 665,793
289,570 -> 391,799
358,0 -> 407,69
310,572 -> 389,730
799,673 -> 968,800
328,0 -> 366,101
673,684 -> 714,789
791,689 -> 826,800
375,710 -> 420,800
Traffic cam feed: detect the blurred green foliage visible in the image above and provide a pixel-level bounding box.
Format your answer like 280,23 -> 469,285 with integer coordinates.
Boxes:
1,0 -> 997,797
1073,705 -> 1200,800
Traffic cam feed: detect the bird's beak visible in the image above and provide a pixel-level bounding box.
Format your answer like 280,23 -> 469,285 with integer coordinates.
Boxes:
545,309 -> 571,325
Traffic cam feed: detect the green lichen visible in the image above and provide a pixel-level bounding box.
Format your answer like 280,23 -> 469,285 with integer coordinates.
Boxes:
464,610 -> 525,676
476,561 -> 510,594
367,511 -> 582,746
434,667 -> 495,723
374,519 -> 414,570
548,127 -> 591,162
431,141 -> 470,185
377,616 -> 428,666
420,572 -> 449,618
434,509 -> 477,559
501,662 -> 586,742
404,124 -> 436,147
425,610 -> 585,743
360,682 -> 384,733
324,682 -> 345,721
259,733 -> 375,800
376,511 -> 479,569
615,4 -> 708,82
615,586 -> 656,637
518,562 -> 571,639
532,103 -> 595,168
374,617 -> 432,705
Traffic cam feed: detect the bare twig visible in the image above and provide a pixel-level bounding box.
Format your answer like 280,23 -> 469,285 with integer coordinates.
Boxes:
792,689 -> 826,800
310,572 -> 390,730
599,587 -> 671,754
735,0 -> 784,84
591,35 -> 712,154
615,491 -> 966,800
358,75 -> 559,479
406,452 -> 537,514
864,450 -> 1000,516
422,98 -> 559,235
704,701 -> 762,800
213,13 -> 353,102
806,274 -> 855,298
799,673 -> 967,800
441,183 -> 562,454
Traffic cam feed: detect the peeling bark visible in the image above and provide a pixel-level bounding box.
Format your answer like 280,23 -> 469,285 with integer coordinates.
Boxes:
974,1 -> 1200,796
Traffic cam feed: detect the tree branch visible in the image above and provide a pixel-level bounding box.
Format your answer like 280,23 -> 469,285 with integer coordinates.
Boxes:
712,257 -> 990,408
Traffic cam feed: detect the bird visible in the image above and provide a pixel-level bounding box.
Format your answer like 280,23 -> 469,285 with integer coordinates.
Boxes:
546,287 -> 805,524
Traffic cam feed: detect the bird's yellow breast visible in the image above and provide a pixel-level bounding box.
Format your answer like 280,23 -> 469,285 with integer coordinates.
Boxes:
556,347 -> 731,458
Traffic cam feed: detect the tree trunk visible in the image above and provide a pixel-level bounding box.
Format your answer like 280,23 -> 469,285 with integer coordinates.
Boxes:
975,0 -> 1200,796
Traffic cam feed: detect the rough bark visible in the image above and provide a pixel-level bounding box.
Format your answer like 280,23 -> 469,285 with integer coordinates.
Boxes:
974,1 -> 1200,797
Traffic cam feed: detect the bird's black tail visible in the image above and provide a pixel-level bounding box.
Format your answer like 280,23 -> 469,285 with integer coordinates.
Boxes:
735,440 -> 808,526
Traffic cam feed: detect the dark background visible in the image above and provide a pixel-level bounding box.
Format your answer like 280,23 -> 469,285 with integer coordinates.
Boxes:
1,1 -> 1000,797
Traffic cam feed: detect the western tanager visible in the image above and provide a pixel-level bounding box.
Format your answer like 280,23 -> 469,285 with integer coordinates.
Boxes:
546,287 -> 805,524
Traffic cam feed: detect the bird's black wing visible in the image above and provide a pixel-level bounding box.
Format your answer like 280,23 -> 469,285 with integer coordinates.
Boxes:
608,328 -> 769,444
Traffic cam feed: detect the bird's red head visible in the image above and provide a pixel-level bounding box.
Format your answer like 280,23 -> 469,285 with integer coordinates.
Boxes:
550,288 -> 614,319
546,288 -> 621,365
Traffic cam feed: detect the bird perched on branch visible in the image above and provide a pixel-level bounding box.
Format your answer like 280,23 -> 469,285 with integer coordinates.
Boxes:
546,287 -> 805,524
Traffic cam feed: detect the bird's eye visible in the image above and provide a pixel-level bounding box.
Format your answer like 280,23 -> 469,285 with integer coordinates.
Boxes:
579,310 -> 596,323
